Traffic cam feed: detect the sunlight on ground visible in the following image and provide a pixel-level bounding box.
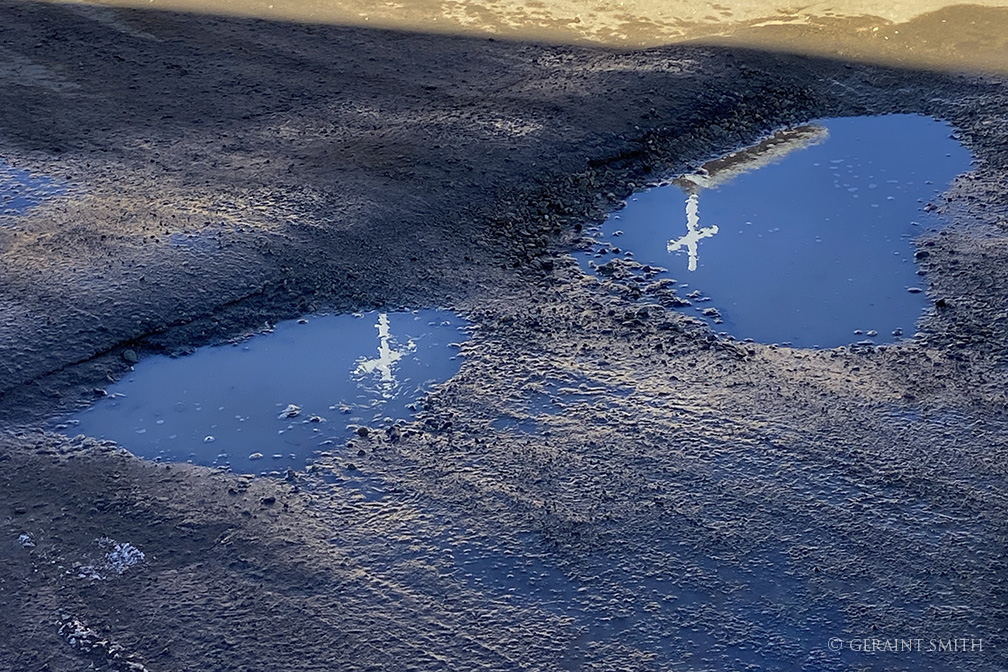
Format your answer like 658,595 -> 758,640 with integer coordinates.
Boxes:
41,0 -> 1008,73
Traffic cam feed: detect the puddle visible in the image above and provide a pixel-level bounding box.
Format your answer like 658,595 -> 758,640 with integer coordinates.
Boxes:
59,310 -> 468,475
579,114 -> 972,348
1,160 -> 64,217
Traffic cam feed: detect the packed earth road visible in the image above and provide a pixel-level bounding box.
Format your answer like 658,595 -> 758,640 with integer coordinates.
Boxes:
1,1 -> 1006,670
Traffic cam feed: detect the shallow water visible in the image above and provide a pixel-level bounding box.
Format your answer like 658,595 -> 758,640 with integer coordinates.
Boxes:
0,160 -> 63,217
62,310 -> 467,475
579,114 -> 972,348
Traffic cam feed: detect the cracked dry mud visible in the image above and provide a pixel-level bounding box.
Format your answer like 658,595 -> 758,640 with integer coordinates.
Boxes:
1,1 -> 1006,671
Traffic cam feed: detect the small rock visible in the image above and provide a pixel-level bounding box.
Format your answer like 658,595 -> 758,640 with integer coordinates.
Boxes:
260,496 -> 276,506
907,287 -> 923,294
866,330 -> 878,337
308,415 -> 325,423
122,349 -> 139,364
345,462 -> 358,471
104,541 -> 145,574
249,452 -> 264,460
203,435 -> 215,443
278,404 -> 301,419
356,426 -> 370,438
18,533 -> 35,548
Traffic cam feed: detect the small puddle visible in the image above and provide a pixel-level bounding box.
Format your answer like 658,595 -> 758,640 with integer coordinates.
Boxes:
1,160 -> 64,218
579,114 -> 972,348
58,310 -> 468,475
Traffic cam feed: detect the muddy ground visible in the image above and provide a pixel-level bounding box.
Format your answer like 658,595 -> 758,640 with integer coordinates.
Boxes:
1,1 -> 1007,670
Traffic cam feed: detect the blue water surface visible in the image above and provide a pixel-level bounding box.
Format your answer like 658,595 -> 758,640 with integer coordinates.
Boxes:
579,115 -> 972,348
63,310 -> 468,474
1,160 -> 63,217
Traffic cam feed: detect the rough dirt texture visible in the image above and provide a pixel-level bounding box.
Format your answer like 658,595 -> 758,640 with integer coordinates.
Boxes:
1,1 -> 1006,671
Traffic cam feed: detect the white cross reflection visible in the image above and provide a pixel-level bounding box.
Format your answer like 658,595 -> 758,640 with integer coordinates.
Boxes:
355,313 -> 405,389
667,192 -> 718,272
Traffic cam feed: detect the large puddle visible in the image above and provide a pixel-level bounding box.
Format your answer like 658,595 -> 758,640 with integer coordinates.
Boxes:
579,114 -> 972,348
1,160 -> 64,218
60,310 -> 468,475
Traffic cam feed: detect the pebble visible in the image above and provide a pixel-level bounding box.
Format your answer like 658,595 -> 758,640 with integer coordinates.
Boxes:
249,452 -> 264,460
907,287 -> 923,293
278,404 -> 301,419
122,349 -> 139,364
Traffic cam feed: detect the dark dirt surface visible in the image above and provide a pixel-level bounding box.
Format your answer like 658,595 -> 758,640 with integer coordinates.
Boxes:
1,1 -> 1007,670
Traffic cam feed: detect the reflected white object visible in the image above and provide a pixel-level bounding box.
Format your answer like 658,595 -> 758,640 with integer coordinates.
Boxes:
355,313 -> 405,388
667,125 -> 828,272
667,193 -> 719,272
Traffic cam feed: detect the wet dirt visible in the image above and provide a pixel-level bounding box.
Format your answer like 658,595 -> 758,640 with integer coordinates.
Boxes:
1,1 -> 1007,671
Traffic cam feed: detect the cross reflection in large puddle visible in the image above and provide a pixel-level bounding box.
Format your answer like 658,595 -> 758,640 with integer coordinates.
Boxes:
60,310 -> 468,475
579,115 -> 972,348
667,193 -> 718,272
666,125 -> 829,273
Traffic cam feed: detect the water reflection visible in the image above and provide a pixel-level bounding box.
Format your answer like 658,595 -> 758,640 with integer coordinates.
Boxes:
1,160 -> 64,217
667,193 -> 718,271
355,312 -> 410,393
667,125 -> 828,273
59,310 -> 467,475
578,115 -> 972,347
